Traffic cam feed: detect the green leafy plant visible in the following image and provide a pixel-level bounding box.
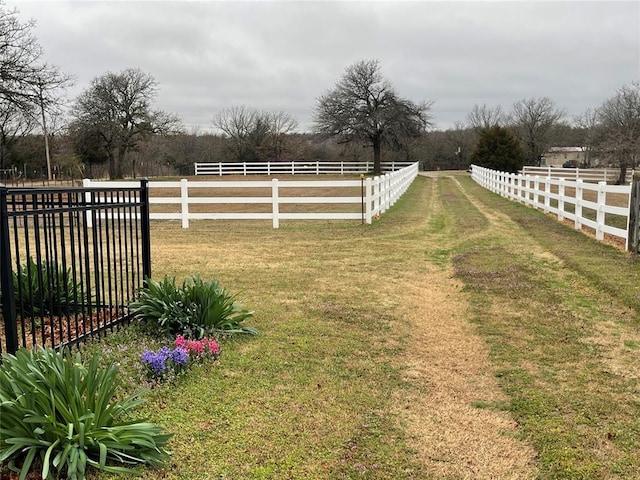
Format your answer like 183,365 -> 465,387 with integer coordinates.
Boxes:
0,347 -> 172,480
129,275 -> 257,339
12,257 -> 86,317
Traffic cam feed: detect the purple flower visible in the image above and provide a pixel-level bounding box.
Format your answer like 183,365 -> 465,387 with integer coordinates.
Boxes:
158,346 -> 172,359
141,350 -> 155,364
142,350 -> 167,374
171,347 -> 188,366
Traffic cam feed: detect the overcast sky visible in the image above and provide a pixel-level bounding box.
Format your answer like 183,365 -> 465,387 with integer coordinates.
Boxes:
7,0 -> 640,132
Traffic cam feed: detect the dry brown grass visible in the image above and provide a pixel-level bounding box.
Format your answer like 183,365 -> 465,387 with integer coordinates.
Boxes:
394,269 -> 537,479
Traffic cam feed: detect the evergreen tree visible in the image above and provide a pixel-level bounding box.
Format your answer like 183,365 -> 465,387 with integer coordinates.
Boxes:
470,126 -> 524,172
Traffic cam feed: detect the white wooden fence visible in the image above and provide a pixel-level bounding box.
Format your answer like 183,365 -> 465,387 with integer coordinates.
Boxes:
521,166 -> 634,184
194,160 -> 414,176
84,163 -> 419,229
471,165 -> 633,249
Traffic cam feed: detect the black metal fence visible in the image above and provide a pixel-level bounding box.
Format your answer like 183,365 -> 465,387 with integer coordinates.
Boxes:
0,180 -> 151,355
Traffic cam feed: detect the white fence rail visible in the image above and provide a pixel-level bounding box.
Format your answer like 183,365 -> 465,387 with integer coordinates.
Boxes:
84,163 -> 419,229
521,166 -> 634,184
194,161 -> 414,176
471,165 -> 633,249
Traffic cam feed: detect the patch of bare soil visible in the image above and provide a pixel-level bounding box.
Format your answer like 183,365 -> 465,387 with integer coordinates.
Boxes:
394,269 -> 538,479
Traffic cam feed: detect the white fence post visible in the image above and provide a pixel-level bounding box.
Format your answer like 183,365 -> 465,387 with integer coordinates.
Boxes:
596,181 -> 606,240
181,178 -> 189,229
517,173 -> 524,202
575,179 -> 583,231
543,177 -> 550,214
558,178 -> 565,221
385,174 -> 391,212
365,177 -> 373,224
373,176 -> 380,215
527,176 -> 535,206
272,178 -> 279,229
83,178 -> 92,228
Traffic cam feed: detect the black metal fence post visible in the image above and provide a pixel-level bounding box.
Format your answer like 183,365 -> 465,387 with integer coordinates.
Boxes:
0,184 -> 18,354
140,178 -> 152,283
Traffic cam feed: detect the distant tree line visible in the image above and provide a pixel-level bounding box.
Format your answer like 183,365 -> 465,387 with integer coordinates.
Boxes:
1,2 -> 638,183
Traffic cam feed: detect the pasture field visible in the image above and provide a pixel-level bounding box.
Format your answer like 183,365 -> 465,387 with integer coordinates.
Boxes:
79,172 -> 639,479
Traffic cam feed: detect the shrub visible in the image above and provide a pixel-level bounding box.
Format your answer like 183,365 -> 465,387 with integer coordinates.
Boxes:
129,275 -> 257,338
12,257 -> 86,317
0,347 -> 172,480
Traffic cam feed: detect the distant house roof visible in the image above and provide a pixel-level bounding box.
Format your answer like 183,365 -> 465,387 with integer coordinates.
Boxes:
547,147 -> 584,153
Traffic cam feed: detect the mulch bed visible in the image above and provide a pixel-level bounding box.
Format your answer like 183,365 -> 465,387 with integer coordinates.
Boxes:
1,308 -> 124,352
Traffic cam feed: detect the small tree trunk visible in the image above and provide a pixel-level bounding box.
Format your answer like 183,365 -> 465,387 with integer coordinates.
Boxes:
108,151 -> 117,180
113,145 -> 127,179
618,163 -> 628,185
373,140 -> 382,175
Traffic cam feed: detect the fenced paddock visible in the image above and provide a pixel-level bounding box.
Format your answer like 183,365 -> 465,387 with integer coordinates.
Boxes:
471,165 -> 637,251
0,182 -> 151,355
194,160 -> 413,176
521,166 -> 634,184
84,163 -> 419,229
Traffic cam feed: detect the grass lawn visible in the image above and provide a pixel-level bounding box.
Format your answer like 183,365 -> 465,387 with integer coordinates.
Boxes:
70,172 -> 640,479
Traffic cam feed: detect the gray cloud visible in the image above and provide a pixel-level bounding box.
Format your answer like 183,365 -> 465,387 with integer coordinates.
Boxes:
8,0 -> 640,131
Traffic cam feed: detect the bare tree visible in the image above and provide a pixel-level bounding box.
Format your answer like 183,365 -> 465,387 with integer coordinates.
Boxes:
213,106 -> 297,162
445,121 -> 476,170
467,104 -> 506,132
214,106 -> 261,162
72,68 -> 181,179
1,3 -> 72,178
314,59 -> 432,174
267,111 -> 298,161
0,101 -> 36,169
573,108 -> 600,167
596,81 -> 640,184
1,4 -> 70,108
510,97 -> 564,165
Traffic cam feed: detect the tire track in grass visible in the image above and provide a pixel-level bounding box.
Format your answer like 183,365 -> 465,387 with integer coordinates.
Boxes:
395,174 -> 538,479
447,174 -> 640,478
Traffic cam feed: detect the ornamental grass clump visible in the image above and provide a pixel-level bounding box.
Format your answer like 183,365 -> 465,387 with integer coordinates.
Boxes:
0,347 -> 171,480
141,335 -> 220,383
129,275 -> 257,339
12,257 -> 86,317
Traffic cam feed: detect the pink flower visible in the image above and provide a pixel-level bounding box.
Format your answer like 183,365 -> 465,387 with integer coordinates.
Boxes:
187,340 -> 204,354
206,339 -> 220,355
172,336 -> 220,359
